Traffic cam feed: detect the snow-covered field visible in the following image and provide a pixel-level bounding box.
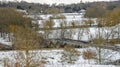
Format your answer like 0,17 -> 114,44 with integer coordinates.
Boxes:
37,13 -> 97,28
0,47 -> 120,67
36,13 -> 120,41
0,13 -> 120,67
38,26 -> 119,41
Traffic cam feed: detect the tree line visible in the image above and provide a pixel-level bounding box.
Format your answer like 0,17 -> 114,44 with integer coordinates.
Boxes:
0,0 -> 120,14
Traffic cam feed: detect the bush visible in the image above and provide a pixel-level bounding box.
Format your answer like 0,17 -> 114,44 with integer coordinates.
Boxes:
83,49 -> 97,59
61,45 -> 80,64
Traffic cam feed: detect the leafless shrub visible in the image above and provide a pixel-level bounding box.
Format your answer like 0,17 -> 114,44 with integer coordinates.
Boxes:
83,49 -> 97,59
61,45 -> 80,64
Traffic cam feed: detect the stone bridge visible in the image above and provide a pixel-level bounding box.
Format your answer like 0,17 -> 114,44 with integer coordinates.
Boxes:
48,38 -> 91,47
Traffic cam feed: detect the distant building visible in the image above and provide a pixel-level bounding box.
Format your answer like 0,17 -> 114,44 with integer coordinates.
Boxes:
78,9 -> 85,17
81,9 -> 85,12
16,9 -> 28,14
78,9 -> 85,14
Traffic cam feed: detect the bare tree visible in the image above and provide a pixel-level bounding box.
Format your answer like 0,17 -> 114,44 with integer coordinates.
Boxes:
9,25 -> 44,67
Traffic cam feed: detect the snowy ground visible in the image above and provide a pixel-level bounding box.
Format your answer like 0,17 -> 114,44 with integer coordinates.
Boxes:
37,13 -> 97,28
38,27 -> 119,41
0,13 -> 120,67
37,13 -> 119,41
0,38 -> 12,46
0,13 -> 103,44
0,47 -> 120,67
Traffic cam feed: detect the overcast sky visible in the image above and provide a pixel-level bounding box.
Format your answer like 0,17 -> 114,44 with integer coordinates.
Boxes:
1,0 -> 115,4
